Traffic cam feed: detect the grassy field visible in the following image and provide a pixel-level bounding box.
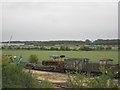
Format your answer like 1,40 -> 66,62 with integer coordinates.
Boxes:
2,50 -> 119,64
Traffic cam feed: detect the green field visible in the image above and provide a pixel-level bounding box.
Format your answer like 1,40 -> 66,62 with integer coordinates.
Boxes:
2,50 -> 119,64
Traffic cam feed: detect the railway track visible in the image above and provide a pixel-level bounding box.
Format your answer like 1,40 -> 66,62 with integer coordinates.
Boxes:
28,67 -> 120,80
25,69 -> 120,88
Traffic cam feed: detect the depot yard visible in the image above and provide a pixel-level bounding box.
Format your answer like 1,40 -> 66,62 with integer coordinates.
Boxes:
2,50 -> 119,64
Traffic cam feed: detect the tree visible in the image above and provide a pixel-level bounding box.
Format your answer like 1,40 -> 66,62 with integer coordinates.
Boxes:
59,46 -> 71,51
105,47 -> 112,50
60,46 -> 66,51
50,47 -> 58,51
79,46 -> 93,51
85,39 -> 92,45
40,46 -> 47,50
28,55 -> 38,64
96,46 -> 104,50
65,46 -> 71,51
118,47 -> 120,50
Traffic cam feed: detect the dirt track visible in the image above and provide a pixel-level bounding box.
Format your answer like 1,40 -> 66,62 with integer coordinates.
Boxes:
24,69 -> 69,88
24,69 -> 119,88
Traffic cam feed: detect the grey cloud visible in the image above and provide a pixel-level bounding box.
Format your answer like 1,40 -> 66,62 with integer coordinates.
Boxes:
2,2 -> 118,41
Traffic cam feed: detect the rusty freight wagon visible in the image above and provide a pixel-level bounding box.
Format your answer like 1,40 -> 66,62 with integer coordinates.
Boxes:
64,58 -> 119,76
25,56 -> 119,77
64,58 -> 89,73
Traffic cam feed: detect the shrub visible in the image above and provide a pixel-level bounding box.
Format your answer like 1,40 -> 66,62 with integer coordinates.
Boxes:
67,69 -> 118,88
96,46 -> 104,50
79,46 -> 93,51
40,46 -> 47,50
65,46 -> 71,51
105,47 -> 112,50
59,46 -> 71,51
28,55 -> 38,64
67,72 -> 87,88
50,47 -> 58,51
88,68 -> 118,88
118,47 -> 120,50
2,60 -> 40,88
2,59 -> 54,88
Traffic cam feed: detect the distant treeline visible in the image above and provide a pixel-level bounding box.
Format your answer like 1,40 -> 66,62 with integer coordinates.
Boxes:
2,45 -> 120,51
2,39 -> 120,46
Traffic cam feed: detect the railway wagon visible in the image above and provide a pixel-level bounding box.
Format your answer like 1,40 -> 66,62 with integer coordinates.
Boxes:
41,60 -> 65,72
25,57 -> 119,77
64,58 -> 119,76
64,58 -> 89,72
64,58 -> 101,74
87,63 -> 100,75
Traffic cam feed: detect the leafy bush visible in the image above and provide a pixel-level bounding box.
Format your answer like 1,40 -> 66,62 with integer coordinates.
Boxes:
2,60 -> 40,88
67,72 -> 87,88
50,47 -> 58,51
79,46 -> 93,51
67,69 -> 118,88
40,46 -> 47,50
2,59 -> 54,88
105,47 -> 112,50
96,46 -> 104,50
118,47 -> 120,50
28,55 -> 38,64
88,73 -> 118,88
60,46 -> 71,51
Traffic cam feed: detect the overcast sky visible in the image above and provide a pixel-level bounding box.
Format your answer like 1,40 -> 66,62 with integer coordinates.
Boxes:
2,1 -> 118,41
